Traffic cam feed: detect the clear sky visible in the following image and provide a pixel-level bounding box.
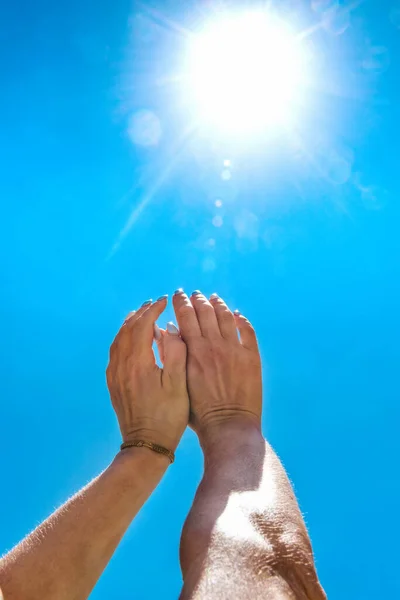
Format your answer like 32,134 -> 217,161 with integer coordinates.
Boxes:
1,1 -> 400,598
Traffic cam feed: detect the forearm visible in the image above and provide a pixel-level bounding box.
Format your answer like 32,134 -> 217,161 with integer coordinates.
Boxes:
0,447 -> 169,600
180,421 -> 325,600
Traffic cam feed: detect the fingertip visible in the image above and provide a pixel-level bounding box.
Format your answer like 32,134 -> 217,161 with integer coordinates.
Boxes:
150,296 -> 168,314
172,289 -> 188,305
137,297 -> 168,332
235,312 -> 251,325
234,312 -> 258,350
125,301 -> 155,328
233,309 -> 250,327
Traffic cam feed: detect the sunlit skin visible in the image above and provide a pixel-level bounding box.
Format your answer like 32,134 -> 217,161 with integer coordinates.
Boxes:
174,291 -> 326,599
0,297 -> 189,600
0,291 -> 325,600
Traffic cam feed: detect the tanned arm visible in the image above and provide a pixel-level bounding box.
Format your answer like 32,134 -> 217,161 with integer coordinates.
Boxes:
173,290 -> 326,600
0,448 -> 169,600
0,296 -> 189,600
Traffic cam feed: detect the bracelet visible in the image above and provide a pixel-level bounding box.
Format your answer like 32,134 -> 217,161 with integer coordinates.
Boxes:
120,440 -> 175,464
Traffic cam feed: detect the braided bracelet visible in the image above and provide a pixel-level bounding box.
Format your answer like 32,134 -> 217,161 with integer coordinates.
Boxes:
120,440 -> 175,464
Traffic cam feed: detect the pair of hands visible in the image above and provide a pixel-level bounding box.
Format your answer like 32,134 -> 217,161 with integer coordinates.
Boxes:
106,290 -> 262,454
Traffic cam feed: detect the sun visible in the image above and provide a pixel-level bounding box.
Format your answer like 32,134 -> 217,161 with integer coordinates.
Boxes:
187,11 -> 308,134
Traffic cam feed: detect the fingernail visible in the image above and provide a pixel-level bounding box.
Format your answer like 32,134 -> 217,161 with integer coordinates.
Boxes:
233,309 -> 240,315
166,322 -> 179,335
141,299 -> 152,307
174,288 -> 184,295
157,294 -> 168,301
191,290 -> 201,296
210,293 -> 218,299
153,324 -> 162,341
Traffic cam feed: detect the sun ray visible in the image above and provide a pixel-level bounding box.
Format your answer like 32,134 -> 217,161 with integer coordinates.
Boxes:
136,1 -> 193,38
107,121 -> 198,260
298,0 -> 365,40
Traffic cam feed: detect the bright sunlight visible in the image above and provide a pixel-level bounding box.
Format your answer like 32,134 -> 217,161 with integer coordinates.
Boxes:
187,10 -> 309,134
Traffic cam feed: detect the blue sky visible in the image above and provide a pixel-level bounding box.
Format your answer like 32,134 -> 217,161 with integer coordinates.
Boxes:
1,0 -> 400,598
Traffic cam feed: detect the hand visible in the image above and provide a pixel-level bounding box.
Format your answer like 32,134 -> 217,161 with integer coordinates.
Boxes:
172,291 -> 262,440
106,297 -> 189,452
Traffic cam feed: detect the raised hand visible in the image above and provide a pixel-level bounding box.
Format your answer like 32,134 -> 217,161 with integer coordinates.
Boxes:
172,290 -> 262,440
106,297 -> 189,452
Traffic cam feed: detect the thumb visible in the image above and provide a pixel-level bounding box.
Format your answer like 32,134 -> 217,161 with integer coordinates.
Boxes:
154,324 -> 165,364
162,322 -> 187,378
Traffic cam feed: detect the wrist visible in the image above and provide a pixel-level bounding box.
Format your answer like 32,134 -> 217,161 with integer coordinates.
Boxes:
108,446 -> 170,498
122,427 -> 181,453
120,440 -> 175,464
115,445 -> 171,471
197,416 -> 262,457
198,419 -> 267,494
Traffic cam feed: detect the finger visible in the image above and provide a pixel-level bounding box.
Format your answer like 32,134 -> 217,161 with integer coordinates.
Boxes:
162,322 -> 187,381
154,324 -> 165,364
127,296 -> 169,359
234,311 -> 259,351
123,299 -> 152,326
110,299 -> 154,358
173,290 -> 201,340
190,291 -> 220,339
209,293 -> 238,342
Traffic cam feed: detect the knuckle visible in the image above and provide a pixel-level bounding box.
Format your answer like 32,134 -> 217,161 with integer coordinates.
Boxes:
106,363 -> 114,386
179,305 -> 195,319
109,339 -> 119,357
218,309 -> 234,321
197,304 -> 213,315
214,298 -> 226,307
